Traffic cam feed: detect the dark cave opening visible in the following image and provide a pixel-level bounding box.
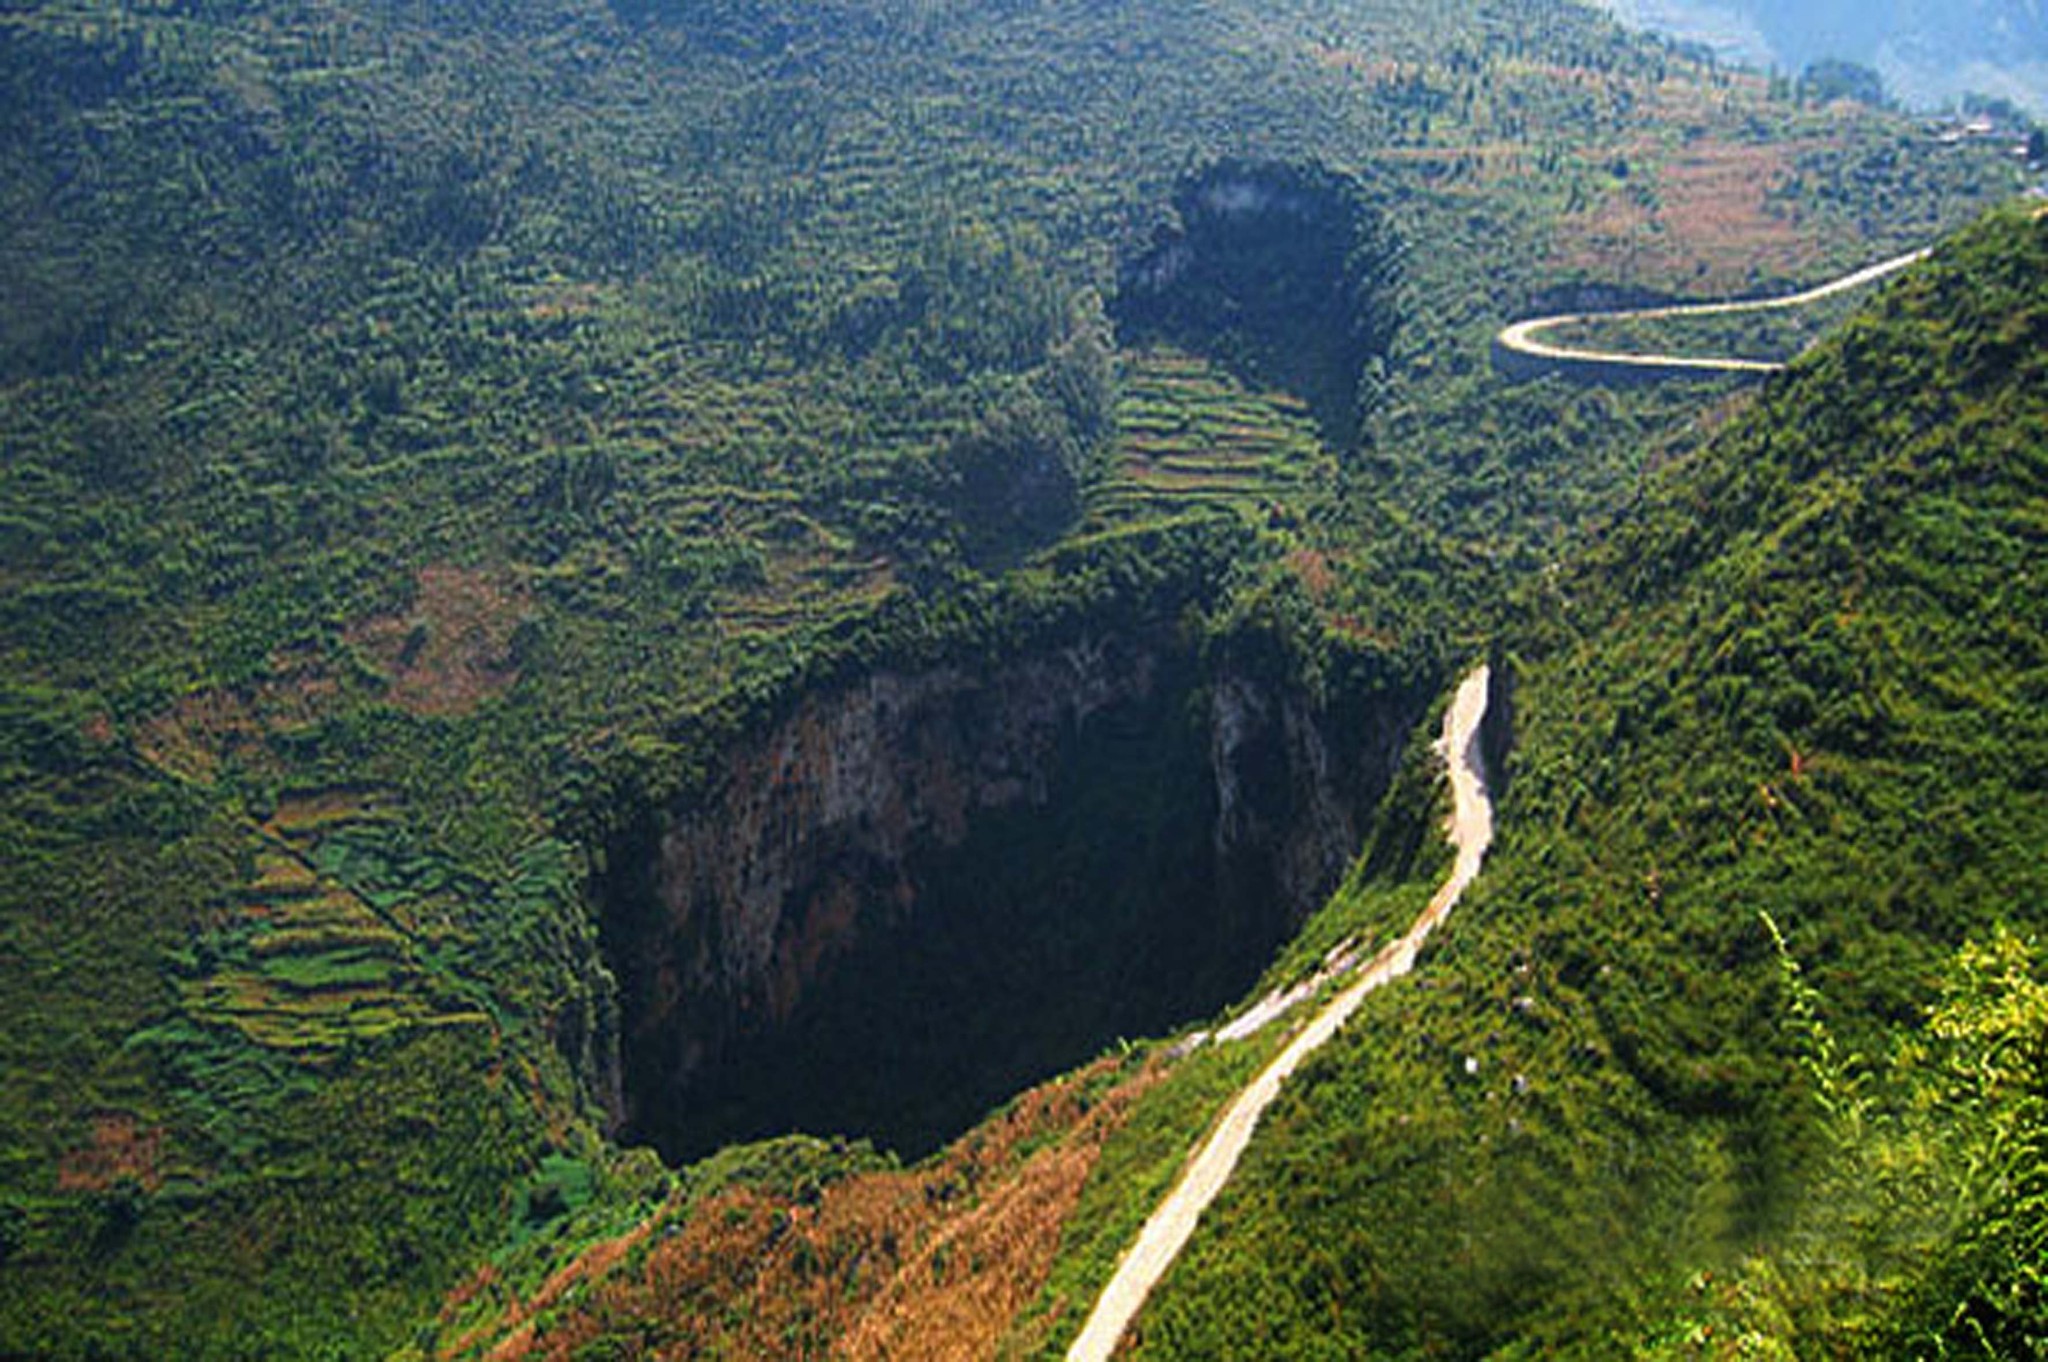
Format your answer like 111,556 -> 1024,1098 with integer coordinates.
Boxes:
596,636 -> 1400,1165
1114,158 -> 1402,447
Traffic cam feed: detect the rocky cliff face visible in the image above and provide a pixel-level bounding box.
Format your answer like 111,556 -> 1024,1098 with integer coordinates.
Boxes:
1207,668 -> 1412,925
600,630 -> 1425,1160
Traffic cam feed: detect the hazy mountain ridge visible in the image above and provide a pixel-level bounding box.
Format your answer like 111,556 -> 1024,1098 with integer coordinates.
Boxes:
1599,0 -> 2048,113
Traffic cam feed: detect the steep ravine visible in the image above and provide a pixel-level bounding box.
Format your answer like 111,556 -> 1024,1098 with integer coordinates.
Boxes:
1069,664 -> 1497,1361
595,630 -> 1430,1163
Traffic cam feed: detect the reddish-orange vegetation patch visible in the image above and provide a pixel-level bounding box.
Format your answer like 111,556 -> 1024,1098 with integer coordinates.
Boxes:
446,1055 -> 1169,1361
137,649 -> 339,784
1557,135 -> 1822,293
524,282 -> 605,323
1310,47 -> 1401,83
1285,548 -> 1337,603
833,1112 -> 1120,1362
436,1220 -> 656,1362
348,565 -> 530,718
57,1114 -> 164,1193
442,1263 -> 502,1320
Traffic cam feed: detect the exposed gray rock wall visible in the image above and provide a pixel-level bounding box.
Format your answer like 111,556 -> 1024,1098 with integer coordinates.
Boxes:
599,630 -> 1428,1154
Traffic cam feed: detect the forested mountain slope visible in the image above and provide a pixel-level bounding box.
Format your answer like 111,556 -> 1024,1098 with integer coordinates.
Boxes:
0,0 -> 2035,1355
1124,202 -> 2048,1357
421,203 -> 2048,1361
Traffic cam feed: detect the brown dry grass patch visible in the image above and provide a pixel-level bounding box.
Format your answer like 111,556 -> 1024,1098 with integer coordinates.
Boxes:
348,565 -> 529,717
57,1114 -> 164,1193
1554,119 -> 1826,293
448,1056 -> 1170,1361
136,648 -> 339,783
1654,139 -> 1815,280
1309,48 -> 1400,83
1285,548 -> 1336,603
523,282 -> 606,323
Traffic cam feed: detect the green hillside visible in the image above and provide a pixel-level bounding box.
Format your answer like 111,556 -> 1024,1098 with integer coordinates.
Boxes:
1120,202 -> 2048,1357
0,0 -> 2039,1355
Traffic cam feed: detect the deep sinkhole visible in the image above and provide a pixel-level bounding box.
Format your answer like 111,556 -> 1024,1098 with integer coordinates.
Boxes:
596,637 -> 1398,1165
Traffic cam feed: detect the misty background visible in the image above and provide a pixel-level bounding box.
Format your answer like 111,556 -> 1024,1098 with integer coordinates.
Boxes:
1597,0 -> 2048,114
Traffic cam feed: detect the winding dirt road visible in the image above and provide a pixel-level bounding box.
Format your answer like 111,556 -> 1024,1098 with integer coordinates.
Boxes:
1065,666 -> 1495,1361
1496,247 -> 1931,377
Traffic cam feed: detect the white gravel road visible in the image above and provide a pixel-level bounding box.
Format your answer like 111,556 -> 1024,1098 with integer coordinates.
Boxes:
1065,665 -> 1496,1361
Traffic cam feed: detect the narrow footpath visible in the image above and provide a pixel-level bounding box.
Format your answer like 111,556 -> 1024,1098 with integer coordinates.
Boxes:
1066,665 -> 1496,1361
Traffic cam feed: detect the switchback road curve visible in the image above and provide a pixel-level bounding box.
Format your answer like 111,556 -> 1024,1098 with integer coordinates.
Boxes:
1495,248 -> 1931,380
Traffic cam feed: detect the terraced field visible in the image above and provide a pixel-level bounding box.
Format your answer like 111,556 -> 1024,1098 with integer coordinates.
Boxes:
1088,350 -> 1332,528
175,792 -> 492,1060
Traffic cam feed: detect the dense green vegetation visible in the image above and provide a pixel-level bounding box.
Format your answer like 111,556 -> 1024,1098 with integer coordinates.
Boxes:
0,0 -> 2037,1354
1114,204 -> 2048,1358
